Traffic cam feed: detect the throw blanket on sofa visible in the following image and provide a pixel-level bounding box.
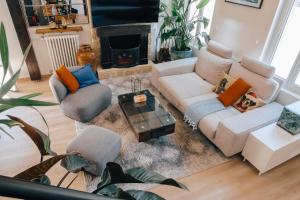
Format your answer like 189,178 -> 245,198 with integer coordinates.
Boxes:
184,98 -> 225,130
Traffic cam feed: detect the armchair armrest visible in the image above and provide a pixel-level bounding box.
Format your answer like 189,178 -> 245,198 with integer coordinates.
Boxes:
214,102 -> 284,156
152,57 -> 197,77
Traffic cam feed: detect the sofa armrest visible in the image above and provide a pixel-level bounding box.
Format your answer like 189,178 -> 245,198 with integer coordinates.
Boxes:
214,102 -> 284,157
152,57 -> 197,77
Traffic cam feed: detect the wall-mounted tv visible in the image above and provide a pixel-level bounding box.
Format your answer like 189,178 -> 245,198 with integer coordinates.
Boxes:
91,0 -> 160,27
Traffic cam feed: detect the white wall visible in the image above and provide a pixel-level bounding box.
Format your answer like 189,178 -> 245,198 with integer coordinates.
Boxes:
210,0 -> 280,59
28,24 -> 92,76
0,1 -> 29,78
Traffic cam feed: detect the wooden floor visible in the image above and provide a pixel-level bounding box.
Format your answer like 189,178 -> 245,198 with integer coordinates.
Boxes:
1,77 -> 300,200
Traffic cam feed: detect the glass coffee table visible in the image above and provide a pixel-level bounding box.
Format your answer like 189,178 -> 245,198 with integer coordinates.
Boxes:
118,90 -> 176,142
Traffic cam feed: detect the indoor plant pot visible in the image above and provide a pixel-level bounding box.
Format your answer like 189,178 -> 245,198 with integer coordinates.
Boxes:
170,47 -> 193,60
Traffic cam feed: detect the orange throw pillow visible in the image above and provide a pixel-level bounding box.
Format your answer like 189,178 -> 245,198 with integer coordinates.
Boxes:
218,78 -> 251,107
55,65 -> 79,93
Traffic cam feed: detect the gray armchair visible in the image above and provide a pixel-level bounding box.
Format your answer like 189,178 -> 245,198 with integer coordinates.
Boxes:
49,67 -> 112,123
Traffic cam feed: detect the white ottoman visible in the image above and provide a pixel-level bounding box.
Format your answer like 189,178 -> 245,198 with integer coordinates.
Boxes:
67,125 -> 122,176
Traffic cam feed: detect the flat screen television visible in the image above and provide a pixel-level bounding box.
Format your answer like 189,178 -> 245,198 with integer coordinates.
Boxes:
91,0 -> 160,27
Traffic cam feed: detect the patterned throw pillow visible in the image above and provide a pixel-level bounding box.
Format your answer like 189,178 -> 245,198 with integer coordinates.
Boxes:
233,91 -> 266,113
214,72 -> 236,94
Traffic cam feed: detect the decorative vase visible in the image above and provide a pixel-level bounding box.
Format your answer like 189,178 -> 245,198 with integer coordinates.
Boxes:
76,44 -> 97,72
170,47 -> 193,60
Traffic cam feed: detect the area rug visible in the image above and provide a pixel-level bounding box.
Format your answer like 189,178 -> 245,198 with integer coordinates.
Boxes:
75,73 -> 231,192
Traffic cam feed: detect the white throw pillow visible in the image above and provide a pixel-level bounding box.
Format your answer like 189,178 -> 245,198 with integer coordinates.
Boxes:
195,48 -> 233,85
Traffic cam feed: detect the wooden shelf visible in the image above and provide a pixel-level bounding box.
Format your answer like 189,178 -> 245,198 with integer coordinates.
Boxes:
36,26 -> 83,34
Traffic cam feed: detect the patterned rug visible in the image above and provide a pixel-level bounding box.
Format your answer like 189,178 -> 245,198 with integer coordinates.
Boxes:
75,73 -> 231,192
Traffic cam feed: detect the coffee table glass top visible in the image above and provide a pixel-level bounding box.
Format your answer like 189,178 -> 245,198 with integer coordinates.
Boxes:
118,90 -> 176,135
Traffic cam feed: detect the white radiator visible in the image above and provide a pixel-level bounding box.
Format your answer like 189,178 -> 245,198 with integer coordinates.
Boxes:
44,34 -> 80,70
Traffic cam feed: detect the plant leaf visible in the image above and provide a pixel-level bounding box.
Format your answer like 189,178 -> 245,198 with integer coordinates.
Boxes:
196,0 -> 210,9
7,115 -> 57,157
0,98 -> 58,107
32,175 -> 51,185
60,153 -> 97,173
126,167 -> 188,190
93,162 -> 188,194
0,119 -> 23,128
127,190 -> 166,200
0,69 -> 21,98
0,93 -> 43,113
0,22 -> 9,83
0,126 -> 14,139
96,185 -> 135,200
14,155 -> 66,181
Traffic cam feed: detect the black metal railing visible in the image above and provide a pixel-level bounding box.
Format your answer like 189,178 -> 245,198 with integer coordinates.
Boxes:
0,175 -> 118,200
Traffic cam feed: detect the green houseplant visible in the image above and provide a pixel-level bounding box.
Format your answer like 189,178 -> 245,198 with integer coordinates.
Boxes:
0,22 -> 188,200
159,0 -> 211,60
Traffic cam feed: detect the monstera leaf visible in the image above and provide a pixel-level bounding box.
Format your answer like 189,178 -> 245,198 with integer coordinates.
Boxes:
60,153 -> 97,173
93,162 -> 188,194
97,184 -> 165,200
7,115 -> 57,161
32,174 -> 51,185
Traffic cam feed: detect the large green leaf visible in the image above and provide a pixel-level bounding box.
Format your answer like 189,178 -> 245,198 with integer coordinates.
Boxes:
0,93 -> 43,113
196,0 -> 210,9
7,115 -> 57,159
0,98 -> 58,107
97,185 -> 135,200
97,184 -> 166,200
14,155 -> 66,181
0,119 -> 23,127
32,174 -> 51,185
0,42 -> 32,98
0,22 -> 9,83
127,190 -> 165,200
0,126 -> 14,139
0,68 -> 21,98
60,153 -> 97,173
126,167 -> 188,190
93,162 -> 188,194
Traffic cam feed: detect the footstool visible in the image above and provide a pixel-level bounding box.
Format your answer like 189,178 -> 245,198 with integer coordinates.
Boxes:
66,125 -> 122,176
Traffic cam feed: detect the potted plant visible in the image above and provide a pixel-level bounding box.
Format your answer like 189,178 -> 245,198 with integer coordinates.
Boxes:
159,0 -> 211,60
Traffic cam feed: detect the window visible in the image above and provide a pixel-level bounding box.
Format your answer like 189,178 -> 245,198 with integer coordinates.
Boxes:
189,0 -> 216,42
263,0 -> 300,93
271,0 -> 300,79
21,0 -> 89,27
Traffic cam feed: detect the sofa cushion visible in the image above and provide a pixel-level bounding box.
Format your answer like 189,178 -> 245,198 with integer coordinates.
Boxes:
195,48 -> 233,85
159,73 -> 214,108
207,40 -> 233,59
229,62 -> 279,103
198,107 -> 240,140
61,84 -> 112,122
241,56 -> 275,78
179,93 -> 218,113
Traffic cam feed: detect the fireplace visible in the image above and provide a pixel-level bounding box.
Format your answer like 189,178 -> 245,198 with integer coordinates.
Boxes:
110,35 -> 140,67
97,25 -> 151,69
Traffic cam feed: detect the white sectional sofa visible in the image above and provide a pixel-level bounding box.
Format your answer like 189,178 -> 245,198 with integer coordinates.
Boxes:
152,40 -> 285,157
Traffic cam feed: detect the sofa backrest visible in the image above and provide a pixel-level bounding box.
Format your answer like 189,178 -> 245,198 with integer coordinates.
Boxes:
195,40 -> 233,85
229,56 -> 279,103
207,40 -> 233,59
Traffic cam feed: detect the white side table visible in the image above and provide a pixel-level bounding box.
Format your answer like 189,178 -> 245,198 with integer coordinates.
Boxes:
242,123 -> 300,175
